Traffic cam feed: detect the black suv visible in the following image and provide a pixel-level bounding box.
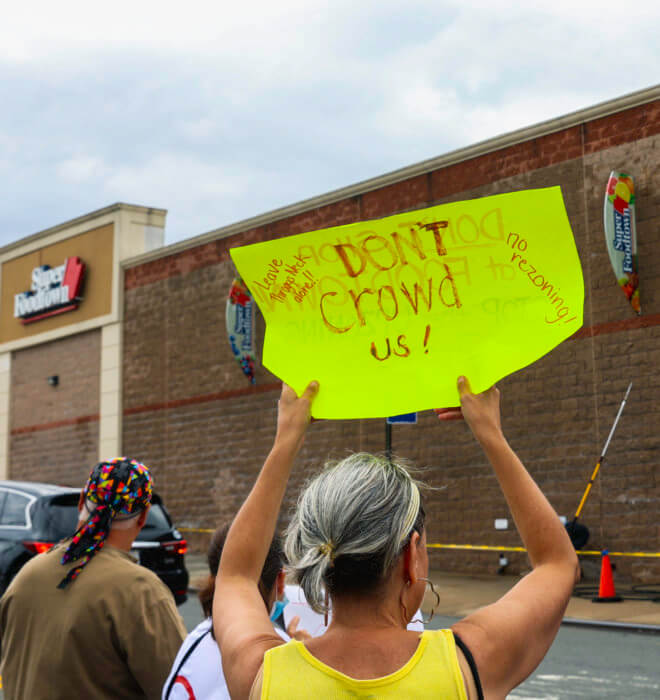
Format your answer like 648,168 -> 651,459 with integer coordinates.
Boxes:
0,481 -> 189,604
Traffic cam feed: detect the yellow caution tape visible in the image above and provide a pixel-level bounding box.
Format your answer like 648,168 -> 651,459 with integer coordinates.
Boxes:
427,544 -> 660,557
179,529 -> 659,558
574,550 -> 660,557
428,544 -> 527,553
179,530 -> 659,558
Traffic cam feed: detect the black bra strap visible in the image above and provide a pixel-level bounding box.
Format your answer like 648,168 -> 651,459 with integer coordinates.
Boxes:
453,631 -> 484,700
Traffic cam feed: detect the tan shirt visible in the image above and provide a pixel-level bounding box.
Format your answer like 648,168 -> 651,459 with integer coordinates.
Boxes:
0,541 -> 187,700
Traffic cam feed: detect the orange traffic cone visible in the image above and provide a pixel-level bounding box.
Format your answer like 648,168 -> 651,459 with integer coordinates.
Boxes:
592,550 -> 622,603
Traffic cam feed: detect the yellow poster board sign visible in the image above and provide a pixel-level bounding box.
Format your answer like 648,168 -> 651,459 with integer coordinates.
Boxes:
230,187 -> 584,418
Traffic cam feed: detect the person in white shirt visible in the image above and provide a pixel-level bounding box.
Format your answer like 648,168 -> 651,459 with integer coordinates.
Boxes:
162,525 -> 289,700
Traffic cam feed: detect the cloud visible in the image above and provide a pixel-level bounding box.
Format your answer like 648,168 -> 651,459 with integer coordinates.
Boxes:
103,153 -> 249,204
57,155 -> 107,184
0,1 -> 658,247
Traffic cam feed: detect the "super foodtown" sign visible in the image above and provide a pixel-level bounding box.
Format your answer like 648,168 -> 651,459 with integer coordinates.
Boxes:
14,257 -> 86,324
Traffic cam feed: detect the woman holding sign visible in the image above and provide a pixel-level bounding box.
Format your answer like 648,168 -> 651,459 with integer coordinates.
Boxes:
214,378 -> 579,699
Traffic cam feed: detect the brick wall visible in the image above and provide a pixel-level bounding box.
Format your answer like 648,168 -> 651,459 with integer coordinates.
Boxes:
123,100 -> 660,582
10,329 -> 101,485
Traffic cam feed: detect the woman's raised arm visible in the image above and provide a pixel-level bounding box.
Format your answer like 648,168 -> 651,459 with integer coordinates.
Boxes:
214,381 -> 318,700
450,377 -> 580,699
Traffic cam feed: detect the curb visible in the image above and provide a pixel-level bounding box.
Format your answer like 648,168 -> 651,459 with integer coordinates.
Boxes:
561,617 -> 660,634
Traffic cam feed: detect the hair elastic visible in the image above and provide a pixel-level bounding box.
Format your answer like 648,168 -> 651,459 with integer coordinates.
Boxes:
318,541 -> 336,562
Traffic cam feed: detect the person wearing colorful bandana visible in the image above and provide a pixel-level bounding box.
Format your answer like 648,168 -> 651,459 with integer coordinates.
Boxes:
0,457 -> 186,700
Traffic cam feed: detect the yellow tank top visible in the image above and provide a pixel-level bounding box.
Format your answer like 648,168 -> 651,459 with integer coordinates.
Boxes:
261,629 -> 467,699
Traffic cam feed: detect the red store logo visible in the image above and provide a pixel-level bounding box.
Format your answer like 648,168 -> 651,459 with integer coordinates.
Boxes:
14,257 -> 86,324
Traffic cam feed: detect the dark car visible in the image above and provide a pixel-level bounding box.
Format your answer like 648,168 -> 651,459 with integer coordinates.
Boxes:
0,481 -> 189,604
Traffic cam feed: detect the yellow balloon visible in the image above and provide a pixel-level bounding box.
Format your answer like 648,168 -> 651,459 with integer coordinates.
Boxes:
615,181 -> 631,203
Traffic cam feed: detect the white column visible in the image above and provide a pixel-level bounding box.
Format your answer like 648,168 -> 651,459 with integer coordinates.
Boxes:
99,323 -> 122,460
0,353 -> 10,479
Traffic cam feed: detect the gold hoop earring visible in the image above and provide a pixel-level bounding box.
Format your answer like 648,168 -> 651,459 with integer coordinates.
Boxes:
411,577 -> 440,626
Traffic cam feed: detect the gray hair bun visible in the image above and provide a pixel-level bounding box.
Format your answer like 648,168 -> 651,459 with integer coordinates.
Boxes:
284,453 -> 424,614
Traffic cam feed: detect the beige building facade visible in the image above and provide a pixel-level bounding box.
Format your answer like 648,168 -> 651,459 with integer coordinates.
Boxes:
0,205 -> 165,484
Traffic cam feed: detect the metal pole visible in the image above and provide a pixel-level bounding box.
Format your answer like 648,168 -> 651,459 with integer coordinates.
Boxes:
385,421 -> 392,463
571,382 -> 632,525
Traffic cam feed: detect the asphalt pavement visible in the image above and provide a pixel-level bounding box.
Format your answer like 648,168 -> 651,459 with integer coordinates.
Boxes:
508,623 -> 660,698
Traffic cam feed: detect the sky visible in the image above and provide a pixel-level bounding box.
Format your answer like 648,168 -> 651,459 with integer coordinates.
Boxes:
1,0 -> 658,249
